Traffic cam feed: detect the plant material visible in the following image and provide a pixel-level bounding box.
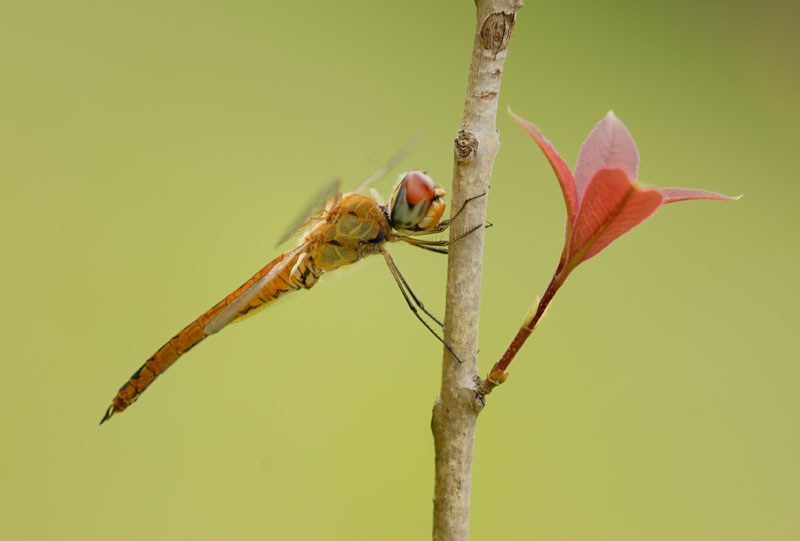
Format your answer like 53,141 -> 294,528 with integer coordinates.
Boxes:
486,109 -> 740,387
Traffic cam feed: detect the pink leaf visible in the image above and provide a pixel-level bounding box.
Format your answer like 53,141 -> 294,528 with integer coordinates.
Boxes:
660,187 -> 742,204
567,168 -> 664,268
509,109 -> 579,223
573,111 -> 639,200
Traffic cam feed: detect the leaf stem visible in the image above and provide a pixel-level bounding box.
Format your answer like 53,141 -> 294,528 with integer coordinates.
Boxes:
488,271 -> 564,381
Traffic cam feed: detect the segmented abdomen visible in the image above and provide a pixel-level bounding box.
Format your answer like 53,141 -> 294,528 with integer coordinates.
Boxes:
100,249 -> 307,424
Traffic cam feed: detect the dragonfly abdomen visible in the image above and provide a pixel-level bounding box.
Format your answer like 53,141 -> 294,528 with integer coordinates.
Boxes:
100,319 -> 207,423
228,251 -> 321,323
100,250 -> 306,424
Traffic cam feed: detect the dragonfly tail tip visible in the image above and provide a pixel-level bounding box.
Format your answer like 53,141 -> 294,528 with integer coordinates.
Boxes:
99,406 -> 115,425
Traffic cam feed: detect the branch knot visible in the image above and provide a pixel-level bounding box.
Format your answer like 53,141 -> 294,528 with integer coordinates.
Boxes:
480,12 -> 516,55
455,130 -> 479,162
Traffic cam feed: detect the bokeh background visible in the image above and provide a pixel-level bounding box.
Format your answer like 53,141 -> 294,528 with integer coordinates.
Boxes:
1,1 -> 797,539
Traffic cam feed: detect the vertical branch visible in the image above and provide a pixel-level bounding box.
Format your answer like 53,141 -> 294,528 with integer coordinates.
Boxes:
431,1 -> 522,540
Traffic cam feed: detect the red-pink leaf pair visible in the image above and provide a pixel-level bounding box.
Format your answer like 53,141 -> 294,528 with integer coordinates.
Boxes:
509,109 -> 739,279
486,110 -> 740,383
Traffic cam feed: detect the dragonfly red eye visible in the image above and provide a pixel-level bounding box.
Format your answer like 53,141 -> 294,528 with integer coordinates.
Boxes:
403,171 -> 435,205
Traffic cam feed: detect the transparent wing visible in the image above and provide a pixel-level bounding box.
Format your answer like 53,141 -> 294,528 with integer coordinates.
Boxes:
275,178 -> 341,247
354,135 -> 423,195
275,137 -> 420,246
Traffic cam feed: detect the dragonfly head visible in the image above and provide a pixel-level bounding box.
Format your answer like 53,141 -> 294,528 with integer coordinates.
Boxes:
389,171 -> 447,231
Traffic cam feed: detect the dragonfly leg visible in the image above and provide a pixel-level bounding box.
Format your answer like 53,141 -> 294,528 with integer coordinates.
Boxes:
399,221 -> 484,248
380,249 -> 463,363
432,191 -> 487,231
398,192 -> 488,237
382,249 -> 443,327
413,245 -> 448,255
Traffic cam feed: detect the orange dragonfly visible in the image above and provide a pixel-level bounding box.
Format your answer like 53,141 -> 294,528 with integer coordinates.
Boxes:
100,160 -> 483,424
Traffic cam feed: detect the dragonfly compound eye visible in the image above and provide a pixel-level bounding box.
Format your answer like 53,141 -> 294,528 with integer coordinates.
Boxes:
390,171 -> 436,230
403,171 -> 436,205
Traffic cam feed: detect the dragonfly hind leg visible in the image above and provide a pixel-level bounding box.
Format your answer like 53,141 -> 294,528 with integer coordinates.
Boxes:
380,249 -> 463,363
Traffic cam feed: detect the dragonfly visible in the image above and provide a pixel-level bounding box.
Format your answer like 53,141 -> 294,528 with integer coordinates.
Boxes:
100,154 -> 484,424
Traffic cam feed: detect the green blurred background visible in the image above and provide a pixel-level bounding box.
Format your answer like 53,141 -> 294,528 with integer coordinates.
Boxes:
1,1 -> 797,539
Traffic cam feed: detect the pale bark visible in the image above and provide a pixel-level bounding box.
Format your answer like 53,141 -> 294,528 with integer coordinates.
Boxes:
431,1 -> 522,540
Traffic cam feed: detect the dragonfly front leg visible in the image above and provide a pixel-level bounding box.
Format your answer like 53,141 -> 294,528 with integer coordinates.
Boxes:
431,191 -> 487,232
400,192 -> 487,236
